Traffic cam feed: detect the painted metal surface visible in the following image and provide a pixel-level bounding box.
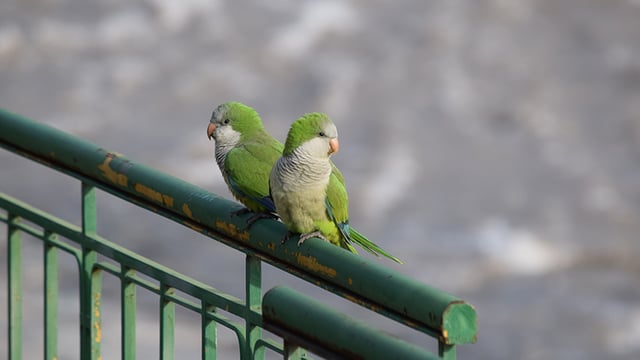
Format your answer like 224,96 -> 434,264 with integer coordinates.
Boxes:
1,109 -> 478,358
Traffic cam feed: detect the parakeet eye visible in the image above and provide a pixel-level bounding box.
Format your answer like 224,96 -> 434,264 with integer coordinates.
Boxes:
319,131 -> 326,137
223,119 -> 230,125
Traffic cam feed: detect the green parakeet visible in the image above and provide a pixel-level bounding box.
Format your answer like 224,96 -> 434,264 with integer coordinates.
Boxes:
269,113 -> 402,263
207,102 -> 282,226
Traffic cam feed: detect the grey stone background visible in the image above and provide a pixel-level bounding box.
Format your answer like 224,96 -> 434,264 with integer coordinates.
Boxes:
2,0 -> 640,359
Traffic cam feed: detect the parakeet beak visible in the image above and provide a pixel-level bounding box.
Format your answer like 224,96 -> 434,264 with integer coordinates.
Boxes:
207,123 -> 216,140
329,138 -> 339,155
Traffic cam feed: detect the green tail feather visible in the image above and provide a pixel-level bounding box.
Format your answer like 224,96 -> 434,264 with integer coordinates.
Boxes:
350,228 -> 403,264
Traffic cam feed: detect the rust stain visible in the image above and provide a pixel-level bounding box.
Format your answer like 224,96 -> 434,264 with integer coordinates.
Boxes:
134,183 -> 174,207
182,203 -> 193,218
94,292 -> 101,317
97,154 -> 128,186
296,254 -> 337,278
215,220 -> 250,241
348,277 -> 353,285
184,221 -> 203,232
267,242 -> 275,251
94,321 -> 102,343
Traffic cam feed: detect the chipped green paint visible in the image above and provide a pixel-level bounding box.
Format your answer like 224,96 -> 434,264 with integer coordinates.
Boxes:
214,220 -> 250,241
98,154 -> 128,187
296,254 -> 337,278
181,203 -> 193,218
1,109 -> 478,359
134,183 -> 175,207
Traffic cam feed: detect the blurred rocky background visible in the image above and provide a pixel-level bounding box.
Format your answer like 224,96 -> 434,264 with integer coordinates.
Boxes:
2,0 -> 640,359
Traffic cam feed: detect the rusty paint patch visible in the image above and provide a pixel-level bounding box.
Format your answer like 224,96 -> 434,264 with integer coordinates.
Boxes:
183,221 -> 203,233
98,154 -> 128,186
214,220 -> 250,241
134,183 -> 174,207
94,292 -> 101,317
348,277 -> 353,285
296,254 -> 337,278
182,203 -> 193,218
94,321 -> 102,343
267,242 -> 275,251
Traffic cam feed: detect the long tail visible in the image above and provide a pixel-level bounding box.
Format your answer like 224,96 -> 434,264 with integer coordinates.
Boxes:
350,228 -> 403,264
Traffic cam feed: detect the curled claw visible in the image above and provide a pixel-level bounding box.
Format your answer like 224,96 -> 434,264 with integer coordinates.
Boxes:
297,231 -> 327,246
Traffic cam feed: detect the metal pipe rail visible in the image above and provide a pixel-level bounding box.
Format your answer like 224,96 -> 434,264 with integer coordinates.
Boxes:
1,109 -> 477,359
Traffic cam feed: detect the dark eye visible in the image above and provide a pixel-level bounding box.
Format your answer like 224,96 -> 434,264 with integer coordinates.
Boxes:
319,131 -> 325,137
223,118 -> 230,125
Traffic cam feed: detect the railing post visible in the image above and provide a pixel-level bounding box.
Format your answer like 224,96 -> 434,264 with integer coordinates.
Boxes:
160,285 -> 175,360
122,268 -> 137,359
79,183 -> 101,360
439,342 -> 456,360
44,231 -> 59,360
245,255 -> 263,360
284,342 -> 307,360
8,214 -> 22,360
202,303 -> 217,360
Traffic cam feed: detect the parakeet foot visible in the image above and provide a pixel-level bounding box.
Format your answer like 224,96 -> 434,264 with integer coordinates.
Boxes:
242,212 -> 279,231
230,208 -> 252,217
298,231 -> 328,246
281,230 -> 295,244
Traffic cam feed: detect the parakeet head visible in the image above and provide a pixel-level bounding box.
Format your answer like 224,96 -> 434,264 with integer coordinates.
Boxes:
283,113 -> 339,159
207,102 -> 264,144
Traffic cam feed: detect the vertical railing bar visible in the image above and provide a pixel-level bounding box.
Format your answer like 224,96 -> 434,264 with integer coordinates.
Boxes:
245,254 -> 263,360
283,341 -> 307,360
202,303 -> 217,360
8,214 -> 23,360
160,284 -> 175,360
122,267 -> 137,360
79,182 -> 101,360
44,231 -> 59,360
439,341 -> 456,360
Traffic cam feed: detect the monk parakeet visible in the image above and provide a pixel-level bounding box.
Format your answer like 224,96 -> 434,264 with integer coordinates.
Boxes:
207,102 -> 282,227
269,113 -> 402,263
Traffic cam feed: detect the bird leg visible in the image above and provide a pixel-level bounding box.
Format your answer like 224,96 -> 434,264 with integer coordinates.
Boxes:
230,208 -> 252,217
231,208 -> 279,231
242,212 -> 279,231
281,230 -> 294,244
298,231 -> 328,246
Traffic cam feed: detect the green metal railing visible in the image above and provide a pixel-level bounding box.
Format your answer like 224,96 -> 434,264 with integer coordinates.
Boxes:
1,109 -> 477,359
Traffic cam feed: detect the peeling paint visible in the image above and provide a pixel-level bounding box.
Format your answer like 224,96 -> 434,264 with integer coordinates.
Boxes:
215,220 -> 250,241
134,183 -> 174,207
182,203 -> 193,218
267,242 -> 275,251
296,254 -> 337,278
97,154 -> 128,186
348,277 -> 353,285
94,321 -> 102,343
183,221 -> 203,233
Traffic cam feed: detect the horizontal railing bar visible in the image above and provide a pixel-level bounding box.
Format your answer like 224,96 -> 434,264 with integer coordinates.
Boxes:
254,338 -> 285,356
263,286 -> 439,360
0,214 -> 82,260
0,109 -> 477,344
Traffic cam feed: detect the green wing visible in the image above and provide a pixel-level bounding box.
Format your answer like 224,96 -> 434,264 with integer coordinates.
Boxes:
325,165 -> 403,264
224,137 -> 283,212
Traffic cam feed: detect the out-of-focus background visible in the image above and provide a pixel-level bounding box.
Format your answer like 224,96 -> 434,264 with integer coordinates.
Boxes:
2,0 -> 640,359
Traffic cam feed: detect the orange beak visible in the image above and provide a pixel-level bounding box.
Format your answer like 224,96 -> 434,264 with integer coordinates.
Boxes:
328,138 -> 339,155
207,123 -> 216,140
